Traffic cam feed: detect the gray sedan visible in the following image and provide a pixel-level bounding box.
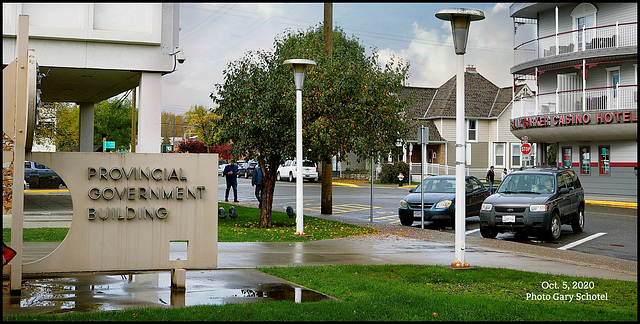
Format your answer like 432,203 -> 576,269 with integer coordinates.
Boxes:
398,175 -> 490,227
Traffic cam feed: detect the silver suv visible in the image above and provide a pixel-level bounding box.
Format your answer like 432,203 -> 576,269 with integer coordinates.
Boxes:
479,168 -> 585,240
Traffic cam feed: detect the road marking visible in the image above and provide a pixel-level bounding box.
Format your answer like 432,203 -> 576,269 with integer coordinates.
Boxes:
25,189 -> 69,193
558,232 -> 607,250
465,228 -> 480,235
589,211 -> 637,218
333,182 -> 360,188
376,215 -> 398,221
305,204 -> 381,214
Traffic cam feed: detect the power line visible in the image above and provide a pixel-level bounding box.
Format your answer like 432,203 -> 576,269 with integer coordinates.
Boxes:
179,3 -> 511,53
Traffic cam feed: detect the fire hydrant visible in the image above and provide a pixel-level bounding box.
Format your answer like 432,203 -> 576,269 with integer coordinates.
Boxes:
398,173 -> 405,187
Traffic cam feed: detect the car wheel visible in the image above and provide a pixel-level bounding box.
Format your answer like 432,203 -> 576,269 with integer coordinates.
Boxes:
544,213 -> 562,240
571,206 -> 585,233
480,226 -> 497,239
289,172 -> 294,182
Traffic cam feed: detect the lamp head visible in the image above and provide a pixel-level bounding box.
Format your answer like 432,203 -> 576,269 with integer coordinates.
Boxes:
283,59 -> 317,90
436,8 -> 485,55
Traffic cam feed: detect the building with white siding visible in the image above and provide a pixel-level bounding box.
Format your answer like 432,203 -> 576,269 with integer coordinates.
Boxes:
3,3 -> 181,153
509,2 -> 637,197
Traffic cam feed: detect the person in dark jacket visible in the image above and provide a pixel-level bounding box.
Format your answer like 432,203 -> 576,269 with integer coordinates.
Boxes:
486,165 -> 495,193
223,160 -> 239,202
252,165 -> 264,208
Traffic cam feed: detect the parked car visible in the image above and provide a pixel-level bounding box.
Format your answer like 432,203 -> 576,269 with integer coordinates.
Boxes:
276,160 -> 318,182
479,167 -> 585,240
24,161 -> 62,182
398,175 -> 489,227
238,160 -> 258,179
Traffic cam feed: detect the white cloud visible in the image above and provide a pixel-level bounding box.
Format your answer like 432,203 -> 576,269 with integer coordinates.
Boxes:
162,3 -> 516,114
377,4 -> 513,88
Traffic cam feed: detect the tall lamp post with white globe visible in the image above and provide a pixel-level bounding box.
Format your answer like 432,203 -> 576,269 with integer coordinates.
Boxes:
435,8 -> 484,268
283,59 -> 316,235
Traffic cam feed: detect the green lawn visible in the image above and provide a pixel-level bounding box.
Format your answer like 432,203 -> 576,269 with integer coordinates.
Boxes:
4,264 -> 636,321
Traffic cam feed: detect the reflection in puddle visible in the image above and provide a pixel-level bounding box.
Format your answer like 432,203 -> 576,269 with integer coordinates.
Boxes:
3,271 -> 332,315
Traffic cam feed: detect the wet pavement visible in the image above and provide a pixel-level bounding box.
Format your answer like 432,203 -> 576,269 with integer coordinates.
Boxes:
3,269 -> 334,315
2,189 -> 637,316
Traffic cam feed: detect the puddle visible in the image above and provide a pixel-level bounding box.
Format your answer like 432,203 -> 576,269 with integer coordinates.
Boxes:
3,270 -> 332,315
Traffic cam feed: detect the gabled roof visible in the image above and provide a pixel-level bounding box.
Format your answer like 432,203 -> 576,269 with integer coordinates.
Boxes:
405,119 -> 444,142
402,71 -> 515,119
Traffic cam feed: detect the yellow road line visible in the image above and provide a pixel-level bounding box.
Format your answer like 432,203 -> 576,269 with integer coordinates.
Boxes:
586,200 -> 636,209
333,182 -> 360,188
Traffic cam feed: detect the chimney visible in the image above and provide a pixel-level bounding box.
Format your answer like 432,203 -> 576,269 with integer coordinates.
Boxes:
466,65 -> 477,73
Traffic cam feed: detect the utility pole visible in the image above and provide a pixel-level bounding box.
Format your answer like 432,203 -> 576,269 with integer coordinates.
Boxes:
321,2 -> 333,215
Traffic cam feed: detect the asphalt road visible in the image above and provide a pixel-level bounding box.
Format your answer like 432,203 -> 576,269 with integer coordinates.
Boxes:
219,177 -> 637,262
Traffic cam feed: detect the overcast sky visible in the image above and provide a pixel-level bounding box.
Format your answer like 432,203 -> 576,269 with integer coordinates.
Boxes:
161,2 -> 516,114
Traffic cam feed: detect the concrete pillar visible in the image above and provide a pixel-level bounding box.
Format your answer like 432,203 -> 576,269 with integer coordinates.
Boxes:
171,268 -> 186,291
78,102 -> 94,152
138,72 -> 162,153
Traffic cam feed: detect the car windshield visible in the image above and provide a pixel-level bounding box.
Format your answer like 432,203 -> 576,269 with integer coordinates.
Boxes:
302,161 -> 315,167
414,178 -> 455,193
497,174 -> 555,194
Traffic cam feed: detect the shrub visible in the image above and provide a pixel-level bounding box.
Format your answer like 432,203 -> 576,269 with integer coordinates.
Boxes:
379,161 -> 409,184
178,139 -> 207,153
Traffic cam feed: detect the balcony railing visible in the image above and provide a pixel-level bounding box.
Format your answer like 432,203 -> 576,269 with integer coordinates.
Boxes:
514,22 -> 637,66
511,85 -> 637,119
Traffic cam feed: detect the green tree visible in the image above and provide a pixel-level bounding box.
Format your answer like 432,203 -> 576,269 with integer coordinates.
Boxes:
54,103 -> 80,151
161,111 -> 190,142
213,48 -> 292,228
94,96 -> 133,151
213,24 -> 410,228
184,105 -> 222,150
33,102 -> 79,151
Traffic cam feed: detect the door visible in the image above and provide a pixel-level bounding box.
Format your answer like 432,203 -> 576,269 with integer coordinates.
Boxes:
557,73 -> 580,113
555,173 -> 572,220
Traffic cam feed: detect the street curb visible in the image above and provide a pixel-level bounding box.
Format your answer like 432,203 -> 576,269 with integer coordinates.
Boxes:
586,200 -> 637,209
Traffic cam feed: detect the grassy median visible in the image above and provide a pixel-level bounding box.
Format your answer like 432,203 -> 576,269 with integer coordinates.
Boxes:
3,203 -> 637,321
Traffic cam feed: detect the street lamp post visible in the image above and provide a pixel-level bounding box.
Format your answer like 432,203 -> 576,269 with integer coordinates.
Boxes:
436,8 -> 484,268
284,59 -> 316,235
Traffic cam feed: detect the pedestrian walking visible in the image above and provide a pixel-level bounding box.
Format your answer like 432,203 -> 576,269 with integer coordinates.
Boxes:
224,160 -> 239,202
252,165 -> 264,208
486,165 -> 495,193
501,168 -> 508,182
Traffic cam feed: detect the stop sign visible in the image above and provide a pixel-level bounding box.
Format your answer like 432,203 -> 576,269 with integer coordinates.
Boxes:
521,143 -> 532,155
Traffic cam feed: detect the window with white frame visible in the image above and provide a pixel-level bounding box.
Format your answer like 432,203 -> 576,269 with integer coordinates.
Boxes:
571,3 -> 597,49
467,120 -> 477,142
511,143 -> 521,167
494,143 -> 505,167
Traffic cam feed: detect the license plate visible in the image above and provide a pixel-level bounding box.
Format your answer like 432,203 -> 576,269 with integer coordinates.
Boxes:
502,215 -> 516,223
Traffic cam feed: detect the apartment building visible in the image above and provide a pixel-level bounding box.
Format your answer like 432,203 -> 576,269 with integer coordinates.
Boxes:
509,2 -> 637,197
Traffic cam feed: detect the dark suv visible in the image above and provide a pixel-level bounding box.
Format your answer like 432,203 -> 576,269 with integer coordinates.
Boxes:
479,167 -> 585,240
